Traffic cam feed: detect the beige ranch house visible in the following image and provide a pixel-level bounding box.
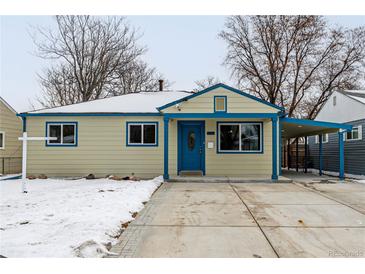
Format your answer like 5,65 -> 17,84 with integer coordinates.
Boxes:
18,84 -> 352,181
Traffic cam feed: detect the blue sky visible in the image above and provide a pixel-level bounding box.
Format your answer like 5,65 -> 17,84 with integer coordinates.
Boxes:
1,16 -> 364,112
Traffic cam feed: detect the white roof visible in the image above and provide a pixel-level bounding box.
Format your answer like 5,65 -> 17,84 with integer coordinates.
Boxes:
342,90 -> 365,105
28,91 -> 191,114
348,95 -> 365,104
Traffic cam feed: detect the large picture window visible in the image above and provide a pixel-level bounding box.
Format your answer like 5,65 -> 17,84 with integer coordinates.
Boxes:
127,122 -> 158,146
46,122 -> 77,146
218,122 -> 262,153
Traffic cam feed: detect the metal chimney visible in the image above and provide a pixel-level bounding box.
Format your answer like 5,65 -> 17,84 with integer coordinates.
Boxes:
159,79 -> 163,91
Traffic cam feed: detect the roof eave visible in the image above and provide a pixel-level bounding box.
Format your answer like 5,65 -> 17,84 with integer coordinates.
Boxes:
157,83 -> 284,112
281,117 -> 352,131
18,112 -> 162,117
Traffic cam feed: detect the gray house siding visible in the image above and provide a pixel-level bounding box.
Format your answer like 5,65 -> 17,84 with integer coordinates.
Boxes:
308,119 -> 365,176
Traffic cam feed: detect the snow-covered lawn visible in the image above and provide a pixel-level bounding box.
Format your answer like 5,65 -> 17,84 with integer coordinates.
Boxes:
0,176 -> 163,257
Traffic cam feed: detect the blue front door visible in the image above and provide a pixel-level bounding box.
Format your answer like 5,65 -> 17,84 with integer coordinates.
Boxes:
179,122 -> 204,172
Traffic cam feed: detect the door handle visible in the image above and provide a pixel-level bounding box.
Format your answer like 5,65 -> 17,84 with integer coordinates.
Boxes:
199,146 -> 202,154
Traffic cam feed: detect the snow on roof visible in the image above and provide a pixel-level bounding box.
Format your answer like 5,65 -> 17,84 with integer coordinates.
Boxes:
348,95 -> 365,104
342,90 -> 365,105
28,91 -> 192,114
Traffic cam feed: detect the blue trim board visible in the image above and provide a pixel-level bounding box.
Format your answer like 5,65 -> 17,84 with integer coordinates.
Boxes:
280,117 -> 352,131
177,120 -> 206,175
163,117 -> 169,180
279,118 -> 282,176
125,121 -> 159,147
45,121 -> 78,147
21,112 -> 280,120
164,113 -> 278,119
272,117 -> 278,180
19,113 -> 161,117
22,116 -> 27,132
214,95 -> 227,113
216,121 -> 264,154
157,83 -> 284,111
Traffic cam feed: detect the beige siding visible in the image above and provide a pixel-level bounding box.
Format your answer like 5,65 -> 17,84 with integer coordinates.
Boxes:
24,86 -> 280,179
26,116 -> 275,179
163,87 -> 278,114
26,116 -> 163,178
168,118 -> 273,178
0,101 -> 22,174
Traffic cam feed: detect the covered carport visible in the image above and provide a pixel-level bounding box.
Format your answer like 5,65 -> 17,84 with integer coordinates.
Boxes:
280,117 -> 353,180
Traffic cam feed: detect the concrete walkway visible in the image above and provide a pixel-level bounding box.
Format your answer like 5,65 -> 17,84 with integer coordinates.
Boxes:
110,181 -> 365,258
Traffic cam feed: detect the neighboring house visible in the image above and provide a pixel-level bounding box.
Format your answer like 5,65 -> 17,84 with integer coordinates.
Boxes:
309,90 -> 365,176
0,97 -> 22,175
18,83 -> 351,180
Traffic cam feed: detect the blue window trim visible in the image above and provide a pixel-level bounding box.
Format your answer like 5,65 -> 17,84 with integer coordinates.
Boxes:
45,121 -> 78,147
214,96 -> 227,113
157,83 -> 284,111
177,120 -> 206,175
216,121 -> 264,154
126,121 -> 159,147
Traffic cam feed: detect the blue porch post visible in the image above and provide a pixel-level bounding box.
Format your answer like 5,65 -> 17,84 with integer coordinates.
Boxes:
271,116 -> 278,180
339,131 -> 345,180
279,118 -> 282,176
163,116 -> 169,180
319,134 -> 323,176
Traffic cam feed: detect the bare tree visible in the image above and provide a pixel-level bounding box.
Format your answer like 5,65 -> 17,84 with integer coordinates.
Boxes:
32,16 -> 168,107
220,16 -> 365,118
108,60 -> 170,95
193,76 -> 221,92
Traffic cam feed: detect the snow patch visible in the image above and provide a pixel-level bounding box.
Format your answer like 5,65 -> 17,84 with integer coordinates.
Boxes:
0,174 -> 21,180
28,91 -> 191,114
0,176 -> 163,257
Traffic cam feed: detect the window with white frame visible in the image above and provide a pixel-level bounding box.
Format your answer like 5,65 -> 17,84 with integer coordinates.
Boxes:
315,133 -> 329,144
127,122 -> 158,146
46,122 -> 77,146
345,125 -> 362,141
0,131 -> 4,149
218,122 -> 262,153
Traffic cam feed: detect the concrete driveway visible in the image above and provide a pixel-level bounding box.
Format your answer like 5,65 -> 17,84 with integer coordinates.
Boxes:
111,182 -> 365,258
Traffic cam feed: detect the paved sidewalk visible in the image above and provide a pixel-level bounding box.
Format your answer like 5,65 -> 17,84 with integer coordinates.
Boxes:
110,182 -> 365,258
